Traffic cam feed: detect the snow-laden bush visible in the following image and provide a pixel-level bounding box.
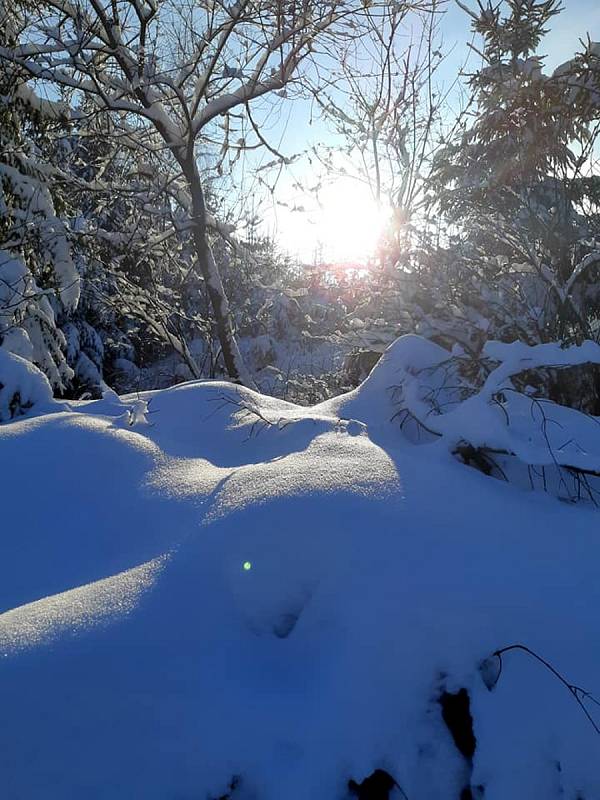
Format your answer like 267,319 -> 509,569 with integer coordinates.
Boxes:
0,249 -> 74,388
382,335 -> 600,503
0,346 -> 56,422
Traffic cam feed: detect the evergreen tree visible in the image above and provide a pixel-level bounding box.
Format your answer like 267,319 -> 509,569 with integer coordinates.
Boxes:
423,0 -> 600,347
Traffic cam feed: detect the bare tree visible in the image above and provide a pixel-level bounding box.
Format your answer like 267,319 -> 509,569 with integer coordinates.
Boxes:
313,1 -> 449,252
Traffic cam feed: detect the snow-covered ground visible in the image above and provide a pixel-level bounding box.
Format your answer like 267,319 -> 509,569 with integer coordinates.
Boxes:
1,338 -> 599,799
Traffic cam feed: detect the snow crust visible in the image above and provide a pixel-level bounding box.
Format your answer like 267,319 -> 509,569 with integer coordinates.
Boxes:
1,341 -> 599,799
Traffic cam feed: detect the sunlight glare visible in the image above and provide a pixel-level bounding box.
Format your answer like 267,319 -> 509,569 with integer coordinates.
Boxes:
312,178 -> 389,263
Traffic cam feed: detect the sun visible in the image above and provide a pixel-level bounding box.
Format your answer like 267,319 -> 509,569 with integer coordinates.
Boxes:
274,176 -> 390,264
313,178 -> 389,263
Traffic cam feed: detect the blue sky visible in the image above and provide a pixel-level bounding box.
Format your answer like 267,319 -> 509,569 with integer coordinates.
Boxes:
528,0 -> 600,67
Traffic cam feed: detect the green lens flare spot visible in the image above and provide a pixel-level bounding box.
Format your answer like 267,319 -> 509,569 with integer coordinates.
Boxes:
243,561 -> 252,571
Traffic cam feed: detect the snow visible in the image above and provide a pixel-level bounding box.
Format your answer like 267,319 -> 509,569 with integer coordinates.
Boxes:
0,554 -> 169,654
352,336 -> 600,480
0,348 -> 63,422
1,340 -> 600,799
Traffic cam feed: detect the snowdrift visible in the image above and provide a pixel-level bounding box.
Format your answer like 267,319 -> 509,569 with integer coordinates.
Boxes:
1,337 -> 599,800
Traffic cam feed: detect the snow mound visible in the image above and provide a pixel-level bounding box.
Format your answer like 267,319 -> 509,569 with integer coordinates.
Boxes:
332,335 -> 600,500
1,345 -> 599,800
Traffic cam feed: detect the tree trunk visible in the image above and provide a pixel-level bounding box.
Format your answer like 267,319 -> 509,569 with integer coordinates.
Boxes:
183,158 -> 256,389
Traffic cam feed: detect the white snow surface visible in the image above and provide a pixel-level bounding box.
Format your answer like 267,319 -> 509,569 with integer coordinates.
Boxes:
1,336 -> 600,799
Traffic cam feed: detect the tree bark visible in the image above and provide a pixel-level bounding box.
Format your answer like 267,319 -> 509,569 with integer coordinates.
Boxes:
183,157 -> 256,389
